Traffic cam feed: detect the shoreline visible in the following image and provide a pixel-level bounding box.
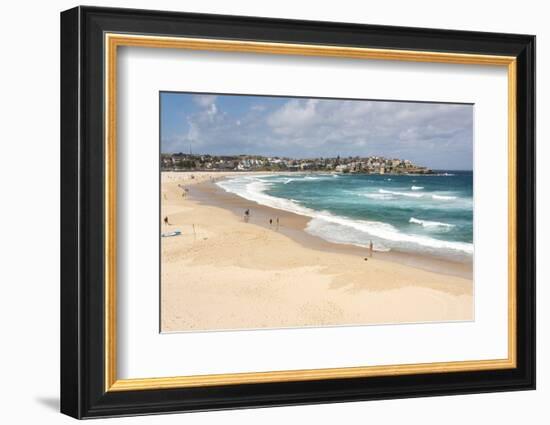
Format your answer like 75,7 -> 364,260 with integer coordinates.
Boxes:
161,171 -> 473,332
185,172 -> 473,280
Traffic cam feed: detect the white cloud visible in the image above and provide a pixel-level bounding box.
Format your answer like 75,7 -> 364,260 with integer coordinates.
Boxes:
192,94 -> 217,108
163,96 -> 473,169
206,103 -> 217,120
267,99 -> 320,135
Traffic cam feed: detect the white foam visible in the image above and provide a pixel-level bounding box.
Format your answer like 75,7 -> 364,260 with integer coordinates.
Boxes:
307,215 -> 472,257
379,189 -> 423,198
361,193 -> 394,200
305,218 -> 391,252
432,194 -> 457,200
409,217 -> 455,228
217,175 -> 473,259
411,185 -> 424,190
217,176 -> 314,217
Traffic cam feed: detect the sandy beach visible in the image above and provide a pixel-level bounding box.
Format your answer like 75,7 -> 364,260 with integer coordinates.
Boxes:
161,171 -> 473,332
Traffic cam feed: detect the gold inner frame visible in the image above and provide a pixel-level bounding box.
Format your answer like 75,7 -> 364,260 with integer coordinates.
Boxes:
104,33 -> 517,392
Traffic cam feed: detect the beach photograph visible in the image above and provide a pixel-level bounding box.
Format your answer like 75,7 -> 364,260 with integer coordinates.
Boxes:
160,92 -> 474,332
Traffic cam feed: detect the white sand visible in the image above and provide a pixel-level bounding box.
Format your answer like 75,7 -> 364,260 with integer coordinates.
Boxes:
161,172 -> 473,332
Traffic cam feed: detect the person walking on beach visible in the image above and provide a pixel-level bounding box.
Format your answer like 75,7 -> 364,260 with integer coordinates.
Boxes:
244,209 -> 250,222
269,218 -> 273,227
276,217 -> 279,231
369,240 -> 374,258
164,216 -> 171,226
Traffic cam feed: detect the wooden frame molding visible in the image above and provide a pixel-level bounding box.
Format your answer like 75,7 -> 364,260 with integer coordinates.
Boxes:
104,33 -> 518,392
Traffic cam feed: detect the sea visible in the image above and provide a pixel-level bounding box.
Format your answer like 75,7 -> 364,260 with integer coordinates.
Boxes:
217,171 -> 473,262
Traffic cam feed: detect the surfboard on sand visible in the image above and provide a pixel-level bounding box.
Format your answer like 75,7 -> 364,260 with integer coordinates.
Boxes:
161,230 -> 182,238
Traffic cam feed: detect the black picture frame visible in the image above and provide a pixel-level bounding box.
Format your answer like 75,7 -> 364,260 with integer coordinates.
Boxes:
60,5 -> 535,419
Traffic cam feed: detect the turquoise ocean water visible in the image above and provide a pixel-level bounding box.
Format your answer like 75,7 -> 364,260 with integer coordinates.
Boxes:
217,171 -> 473,262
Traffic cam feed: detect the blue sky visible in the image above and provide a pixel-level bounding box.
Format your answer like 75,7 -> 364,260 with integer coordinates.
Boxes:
161,92 -> 473,170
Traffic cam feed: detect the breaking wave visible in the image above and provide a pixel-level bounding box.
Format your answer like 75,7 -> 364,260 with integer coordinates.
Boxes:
217,175 -> 473,259
409,217 -> 455,228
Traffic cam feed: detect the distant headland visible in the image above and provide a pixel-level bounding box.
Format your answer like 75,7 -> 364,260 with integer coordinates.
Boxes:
161,153 -> 433,174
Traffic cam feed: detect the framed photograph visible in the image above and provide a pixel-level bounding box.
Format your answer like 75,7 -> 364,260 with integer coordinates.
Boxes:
60,6 -> 535,419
